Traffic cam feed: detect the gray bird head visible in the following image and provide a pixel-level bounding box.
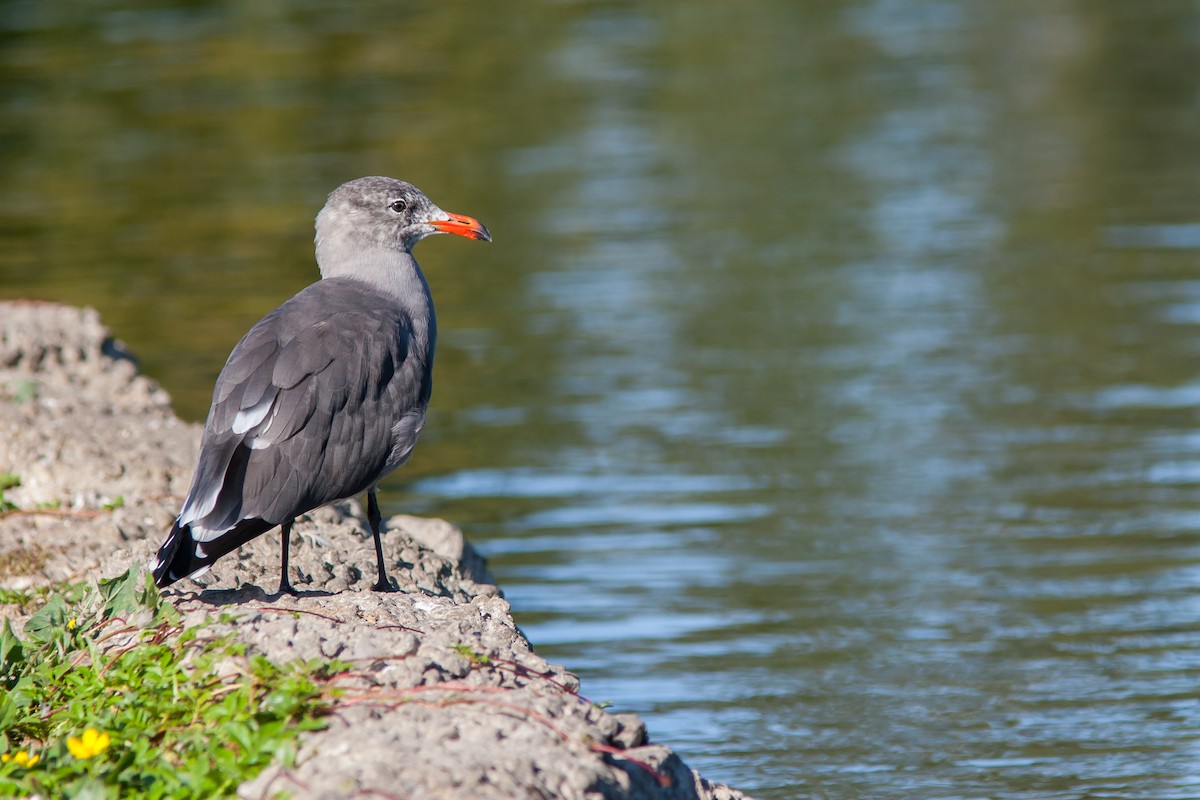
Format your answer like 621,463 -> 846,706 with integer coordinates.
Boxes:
315,176 -> 490,278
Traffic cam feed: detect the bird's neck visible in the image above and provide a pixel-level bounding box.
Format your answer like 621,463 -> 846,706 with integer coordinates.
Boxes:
317,247 -> 437,350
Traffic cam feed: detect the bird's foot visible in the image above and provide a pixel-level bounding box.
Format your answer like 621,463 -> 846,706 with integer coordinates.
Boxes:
277,578 -> 299,596
371,579 -> 398,593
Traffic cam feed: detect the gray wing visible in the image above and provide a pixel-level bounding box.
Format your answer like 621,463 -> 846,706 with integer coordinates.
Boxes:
178,279 -> 431,538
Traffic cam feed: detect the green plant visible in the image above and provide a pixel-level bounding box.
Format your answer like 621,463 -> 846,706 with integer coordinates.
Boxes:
452,642 -> 490,665
0,565 -> 338,798
0,584 -> 77,615
0,474 -> 19,513
6,380 -> 37,405
0,589 -> 35,611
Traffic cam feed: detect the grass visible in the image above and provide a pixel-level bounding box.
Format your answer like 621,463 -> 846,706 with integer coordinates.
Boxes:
0,565 -> 342,799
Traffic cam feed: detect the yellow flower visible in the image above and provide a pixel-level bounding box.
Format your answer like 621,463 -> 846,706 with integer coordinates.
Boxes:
66,728 -> 110,759
67,618 -> 76,630
1,750 -> 40,767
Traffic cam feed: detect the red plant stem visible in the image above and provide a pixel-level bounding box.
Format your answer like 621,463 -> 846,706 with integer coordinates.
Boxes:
485,661 -> 589,702
589,743 -> 671,787
0,508 -> 102,521
254,768 -> 311,800
251,607 -> 425,634
252,606 -> 345,625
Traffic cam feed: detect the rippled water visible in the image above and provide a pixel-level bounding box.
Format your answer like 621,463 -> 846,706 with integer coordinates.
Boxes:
4,2 -> 1200,798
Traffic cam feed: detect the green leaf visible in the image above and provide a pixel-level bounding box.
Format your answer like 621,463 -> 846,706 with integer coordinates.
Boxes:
140,568 -> 177,625
0,618 -> 24,675
0,693 -> 19,730
70,778 -> 111,800
0,472 -> 18,513
97,565 -> 141,619
22,594 -> 66,644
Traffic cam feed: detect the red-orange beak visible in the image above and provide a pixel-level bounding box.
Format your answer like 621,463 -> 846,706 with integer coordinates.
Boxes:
430,212 -> 492,242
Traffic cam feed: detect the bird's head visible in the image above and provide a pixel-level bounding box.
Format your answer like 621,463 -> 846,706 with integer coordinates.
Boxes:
315,176 -> 490,274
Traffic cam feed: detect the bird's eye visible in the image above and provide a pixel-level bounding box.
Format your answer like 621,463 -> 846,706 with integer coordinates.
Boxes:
388,199 -> 408,213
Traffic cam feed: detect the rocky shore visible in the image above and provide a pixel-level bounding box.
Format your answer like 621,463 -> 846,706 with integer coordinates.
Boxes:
0,301 -> 749,799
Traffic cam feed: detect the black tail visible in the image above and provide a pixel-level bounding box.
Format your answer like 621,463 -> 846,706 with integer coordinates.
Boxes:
153,517 -> 275,588
152,520 -> 191,587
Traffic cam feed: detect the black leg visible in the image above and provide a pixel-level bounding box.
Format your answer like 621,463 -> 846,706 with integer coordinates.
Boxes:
278,521 -> 297,596
367,490 -> 395,592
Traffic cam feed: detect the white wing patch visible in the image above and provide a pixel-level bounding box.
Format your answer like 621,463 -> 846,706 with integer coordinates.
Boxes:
189,523 -> 224,544
232,396 -> 274,435
179,486 -> 220,528
180,395 -> 279,531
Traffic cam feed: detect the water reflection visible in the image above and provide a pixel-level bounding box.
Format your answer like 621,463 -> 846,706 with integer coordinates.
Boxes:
5,1 -> 1200,799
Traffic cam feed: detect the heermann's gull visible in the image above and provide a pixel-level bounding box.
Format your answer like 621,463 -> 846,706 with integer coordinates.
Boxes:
152,176 -> 490,594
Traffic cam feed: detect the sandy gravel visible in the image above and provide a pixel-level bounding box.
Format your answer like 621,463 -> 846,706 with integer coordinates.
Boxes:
0,300 -> 749,800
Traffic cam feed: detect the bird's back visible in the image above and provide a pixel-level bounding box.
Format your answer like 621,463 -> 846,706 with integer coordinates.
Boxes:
172,277 -> 434,551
